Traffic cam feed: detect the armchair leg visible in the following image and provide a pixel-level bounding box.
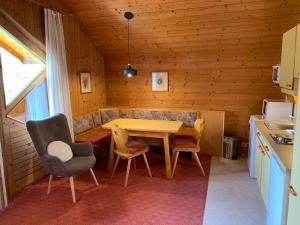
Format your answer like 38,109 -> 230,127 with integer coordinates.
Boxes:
69,176 -> 76,203
47,174 -> 53,194
172,151 -> 180,178
124,159 -> 132,187
89,168 -> 99,186
142,153 -> 152,177
193,152 -> 205,176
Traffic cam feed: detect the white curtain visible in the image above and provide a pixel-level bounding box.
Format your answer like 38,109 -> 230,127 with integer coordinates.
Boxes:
44,9 -> 74,136
26,80 -> 49,120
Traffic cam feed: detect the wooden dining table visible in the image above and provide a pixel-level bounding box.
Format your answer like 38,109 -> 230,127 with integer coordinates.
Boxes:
102,118 -> 183,179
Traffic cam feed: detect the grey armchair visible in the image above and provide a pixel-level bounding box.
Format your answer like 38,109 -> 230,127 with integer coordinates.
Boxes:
26,113 -> 99,203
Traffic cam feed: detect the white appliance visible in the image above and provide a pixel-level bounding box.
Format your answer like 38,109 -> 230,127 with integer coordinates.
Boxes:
262,99 -> 293,119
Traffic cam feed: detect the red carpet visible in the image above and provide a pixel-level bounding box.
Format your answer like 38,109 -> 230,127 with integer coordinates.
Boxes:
0,151 -> 211,225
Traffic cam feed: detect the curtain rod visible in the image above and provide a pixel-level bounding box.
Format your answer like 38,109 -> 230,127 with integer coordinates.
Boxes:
25,0 -> 73,17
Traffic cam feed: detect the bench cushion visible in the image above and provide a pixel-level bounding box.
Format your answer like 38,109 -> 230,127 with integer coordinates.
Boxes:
167,111 -> 197,127
131,110 -> 197,127
91,110 -> 102,127
73,114 -> 94,135
132,110 -> 153,120
120,109 -> 131,118
100,108 -> 119,124
75,127 -> 111,145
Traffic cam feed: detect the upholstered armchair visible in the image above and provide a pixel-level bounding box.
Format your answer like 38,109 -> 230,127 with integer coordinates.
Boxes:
26,113 -> 99,203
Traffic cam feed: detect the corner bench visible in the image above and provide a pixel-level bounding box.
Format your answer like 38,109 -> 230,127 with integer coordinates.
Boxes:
73,107 -> 225,156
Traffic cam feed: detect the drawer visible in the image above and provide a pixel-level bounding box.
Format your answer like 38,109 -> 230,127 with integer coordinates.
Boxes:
256,131 -> 272,157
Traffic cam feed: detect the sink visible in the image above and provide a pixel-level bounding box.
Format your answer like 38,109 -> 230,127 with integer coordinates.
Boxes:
264,122 -> 294,130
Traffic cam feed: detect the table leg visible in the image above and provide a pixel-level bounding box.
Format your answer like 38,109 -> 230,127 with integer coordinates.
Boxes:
107,136 -> 115,172
163,134 -> 172,179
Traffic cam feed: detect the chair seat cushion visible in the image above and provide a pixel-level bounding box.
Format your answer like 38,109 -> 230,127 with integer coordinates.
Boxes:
64,155 -> 96,176
47,141 -> 73,162
126,141 -> 149,154
172,139 -> 199,152
75,127 -> 111,145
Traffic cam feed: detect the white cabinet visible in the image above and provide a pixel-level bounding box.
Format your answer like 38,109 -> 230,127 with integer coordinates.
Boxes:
255,131 -> 271,207
280,24 -> 300,95
261,149 -> 270,207
287,79 -> 300,225
267,155 -> 290,225
255,135 -> 262,182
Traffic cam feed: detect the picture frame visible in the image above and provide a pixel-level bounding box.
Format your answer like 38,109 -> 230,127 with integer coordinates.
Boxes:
152,72 -> 168,91
80,72 -> 92,93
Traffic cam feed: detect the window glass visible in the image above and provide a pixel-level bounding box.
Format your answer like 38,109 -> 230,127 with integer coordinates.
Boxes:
7,80 -> 49,122
0,47 -> 44,105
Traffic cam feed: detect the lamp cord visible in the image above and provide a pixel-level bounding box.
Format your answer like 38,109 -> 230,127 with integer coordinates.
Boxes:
128,19 -> 130,65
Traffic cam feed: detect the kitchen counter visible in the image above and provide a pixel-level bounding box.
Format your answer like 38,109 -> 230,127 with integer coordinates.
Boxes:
255,120 -> 293,172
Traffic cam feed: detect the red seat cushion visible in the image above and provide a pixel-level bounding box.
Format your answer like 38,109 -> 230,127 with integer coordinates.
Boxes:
172,138 -> 198,152
75,127 -> 111,145
126,141 -> 149,154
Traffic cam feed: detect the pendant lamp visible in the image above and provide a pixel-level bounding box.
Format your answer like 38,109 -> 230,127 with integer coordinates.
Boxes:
122,11 -> 137,77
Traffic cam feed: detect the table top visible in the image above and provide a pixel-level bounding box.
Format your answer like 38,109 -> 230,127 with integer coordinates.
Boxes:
102,118 -> 183,133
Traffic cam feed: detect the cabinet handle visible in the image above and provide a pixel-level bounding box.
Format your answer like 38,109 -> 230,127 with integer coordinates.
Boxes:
265,146 -> 269,151
286,84 -> 292,87
289,185 -> 298,197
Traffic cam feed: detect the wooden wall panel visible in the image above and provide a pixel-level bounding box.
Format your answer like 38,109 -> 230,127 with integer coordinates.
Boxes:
3,118 -> 45,196
63,0 -> 300,145
62,15 -> 106,116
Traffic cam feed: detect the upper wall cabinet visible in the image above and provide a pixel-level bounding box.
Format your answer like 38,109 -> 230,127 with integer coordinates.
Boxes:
280,24 -> 300,95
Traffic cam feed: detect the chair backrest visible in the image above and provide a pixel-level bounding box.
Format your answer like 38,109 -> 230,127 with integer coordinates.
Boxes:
194,118 -> 205,147
26,113 -> 73,157
111,125 -> 129,154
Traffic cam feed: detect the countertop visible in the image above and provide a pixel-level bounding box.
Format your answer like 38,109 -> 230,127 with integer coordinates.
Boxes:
255,120 -> 294,172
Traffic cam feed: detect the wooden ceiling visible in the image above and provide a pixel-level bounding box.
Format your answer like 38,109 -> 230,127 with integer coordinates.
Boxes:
63,0 -> 300,60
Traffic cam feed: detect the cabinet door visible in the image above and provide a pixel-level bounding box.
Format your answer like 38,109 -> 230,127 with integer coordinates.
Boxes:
255,136 -> 262,187
294,25 -> 300,78
287,78 -> 300,225
260,150 -> 270,207
280,26 -> 297,89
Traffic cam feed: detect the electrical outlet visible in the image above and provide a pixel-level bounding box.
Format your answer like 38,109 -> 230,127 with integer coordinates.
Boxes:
241,142 -> 249,148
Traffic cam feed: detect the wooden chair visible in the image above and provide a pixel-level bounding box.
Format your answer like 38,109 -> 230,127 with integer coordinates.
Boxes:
110,125 -> 152,187
171,118 -> 205,177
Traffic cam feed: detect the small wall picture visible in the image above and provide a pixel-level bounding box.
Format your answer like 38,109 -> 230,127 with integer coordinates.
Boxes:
152,72 -> 168,91
80,72 -> 92,93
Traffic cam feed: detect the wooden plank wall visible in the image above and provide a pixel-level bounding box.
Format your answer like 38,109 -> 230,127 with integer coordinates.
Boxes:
2,118 -> 45,196
0,0 -> 107,197
84,0 -> 300,146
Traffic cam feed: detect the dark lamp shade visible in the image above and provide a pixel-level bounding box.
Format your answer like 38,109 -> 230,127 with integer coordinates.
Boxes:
122,64 -> 137,77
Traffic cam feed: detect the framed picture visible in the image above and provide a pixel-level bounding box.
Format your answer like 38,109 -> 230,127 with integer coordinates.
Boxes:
80,72 -> 92,93
152,72 -> 168,91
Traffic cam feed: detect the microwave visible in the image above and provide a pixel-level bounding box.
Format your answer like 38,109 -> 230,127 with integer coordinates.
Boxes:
272,64 -> 280,84
262,99 -> 293,118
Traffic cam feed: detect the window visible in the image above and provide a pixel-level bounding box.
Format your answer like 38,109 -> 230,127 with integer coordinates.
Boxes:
0,26 -> 48,122
0,47 -> 44,105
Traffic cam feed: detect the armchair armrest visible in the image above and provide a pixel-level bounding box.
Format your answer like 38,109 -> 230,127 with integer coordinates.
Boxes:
70,142 -> 94,157
41,154 -> 67,176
